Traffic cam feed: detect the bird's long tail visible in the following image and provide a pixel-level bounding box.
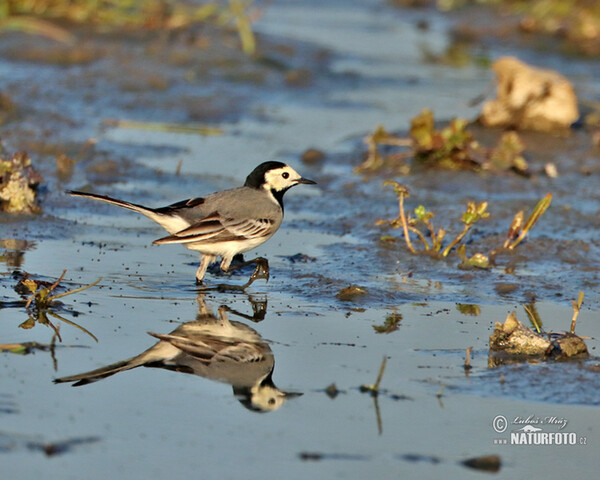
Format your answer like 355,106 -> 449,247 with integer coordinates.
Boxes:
67,190 -> 157,216
66,190 -> 175,231
53,355 -> 144,386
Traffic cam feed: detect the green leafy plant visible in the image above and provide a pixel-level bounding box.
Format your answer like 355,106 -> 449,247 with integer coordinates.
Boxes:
379,182 -> 551,268
357,109 -> 529,175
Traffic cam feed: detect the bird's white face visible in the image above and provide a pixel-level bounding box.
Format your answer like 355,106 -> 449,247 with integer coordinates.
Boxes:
262,165 -> 307,192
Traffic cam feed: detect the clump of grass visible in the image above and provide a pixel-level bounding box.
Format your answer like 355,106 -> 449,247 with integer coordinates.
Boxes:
0,0 -> 258,54
356,109 -> 529,176
379,182 -> 552,268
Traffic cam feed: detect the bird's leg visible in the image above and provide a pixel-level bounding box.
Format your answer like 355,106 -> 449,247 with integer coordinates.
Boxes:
212,256 -> 269,290
223,257 -> 269,283
195,255 -> 216,285
246,257 -> 270,283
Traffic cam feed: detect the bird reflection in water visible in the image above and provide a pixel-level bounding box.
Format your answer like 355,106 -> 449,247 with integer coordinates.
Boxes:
54,296 -> 301,412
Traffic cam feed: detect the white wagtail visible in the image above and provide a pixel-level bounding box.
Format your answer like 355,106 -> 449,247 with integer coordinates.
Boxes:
54,300 -> 301,412
68,161 -> 316,285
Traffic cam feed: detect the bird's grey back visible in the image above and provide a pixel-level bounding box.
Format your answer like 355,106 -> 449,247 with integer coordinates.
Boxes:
173,186 -> 282,225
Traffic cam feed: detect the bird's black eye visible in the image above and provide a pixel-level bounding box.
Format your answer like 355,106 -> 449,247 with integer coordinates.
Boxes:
282,172 -> 289,179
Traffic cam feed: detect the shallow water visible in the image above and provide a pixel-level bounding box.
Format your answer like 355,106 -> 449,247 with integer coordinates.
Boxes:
1,0 -> 600,478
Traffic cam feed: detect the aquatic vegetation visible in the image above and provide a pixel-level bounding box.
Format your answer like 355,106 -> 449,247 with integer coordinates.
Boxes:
463,346 -> 473,371
569,291 -> 584,334
372,312 -> 402,334
14,270 -> 101,342
502,193 -> 552,250
0,340 -> 55,354
456,303 -> 481,316
379,181 -> 551,266
357,110 -> 529,175
0,0 -> 258,54
102,118 -> 224,136
359,355 -> 387,396
0,151 -> 43,214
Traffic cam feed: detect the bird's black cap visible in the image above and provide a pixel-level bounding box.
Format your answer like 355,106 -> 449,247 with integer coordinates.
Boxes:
244,161 -> 288,189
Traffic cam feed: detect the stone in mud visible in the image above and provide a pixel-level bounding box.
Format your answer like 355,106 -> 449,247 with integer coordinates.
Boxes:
489,312 -> 549,355
489,312 -> 588,359
0,152 -> 43,214
480,56 -> 579,132
546,333 -> 588,359
336,285 -> 367,301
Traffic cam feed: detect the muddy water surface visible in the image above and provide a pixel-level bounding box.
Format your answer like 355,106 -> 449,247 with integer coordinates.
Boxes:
1,0 -> 600,478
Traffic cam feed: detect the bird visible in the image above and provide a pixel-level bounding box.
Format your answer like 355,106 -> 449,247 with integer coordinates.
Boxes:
54,298 -> 302,412
67,161 -> 316,285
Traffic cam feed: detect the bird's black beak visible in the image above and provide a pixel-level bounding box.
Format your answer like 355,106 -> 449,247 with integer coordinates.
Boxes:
283,391 -> 304,399
297,177 -> 316,185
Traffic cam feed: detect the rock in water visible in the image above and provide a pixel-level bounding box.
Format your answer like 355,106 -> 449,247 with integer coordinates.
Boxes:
480,56 -> 579,132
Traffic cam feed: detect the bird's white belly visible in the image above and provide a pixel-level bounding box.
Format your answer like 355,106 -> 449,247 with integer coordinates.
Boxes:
183,234 -> 274,257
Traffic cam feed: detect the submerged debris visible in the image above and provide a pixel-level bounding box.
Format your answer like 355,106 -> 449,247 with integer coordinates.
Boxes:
0,151 -> 43,214
373,313 -> 402,334
324,383 -> 342,399
480,56 -> 579,131
336,285 -> 368,301
461,454 -> 501,473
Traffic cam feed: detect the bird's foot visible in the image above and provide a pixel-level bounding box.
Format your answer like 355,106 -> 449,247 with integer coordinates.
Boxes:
249,257 -> 270,283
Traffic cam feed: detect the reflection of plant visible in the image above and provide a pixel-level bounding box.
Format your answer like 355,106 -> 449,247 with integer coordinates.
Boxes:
15,270 -> 100,342
357,110 -> 529,175
379,182 -> 552,268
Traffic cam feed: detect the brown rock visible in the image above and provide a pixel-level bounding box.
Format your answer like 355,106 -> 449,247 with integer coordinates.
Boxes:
480,56 -> 579,131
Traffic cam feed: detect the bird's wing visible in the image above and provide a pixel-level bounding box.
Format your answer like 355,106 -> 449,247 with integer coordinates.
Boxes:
153,196 -> 205,214
149,333 -> 265,364
152,212 -> 274,245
